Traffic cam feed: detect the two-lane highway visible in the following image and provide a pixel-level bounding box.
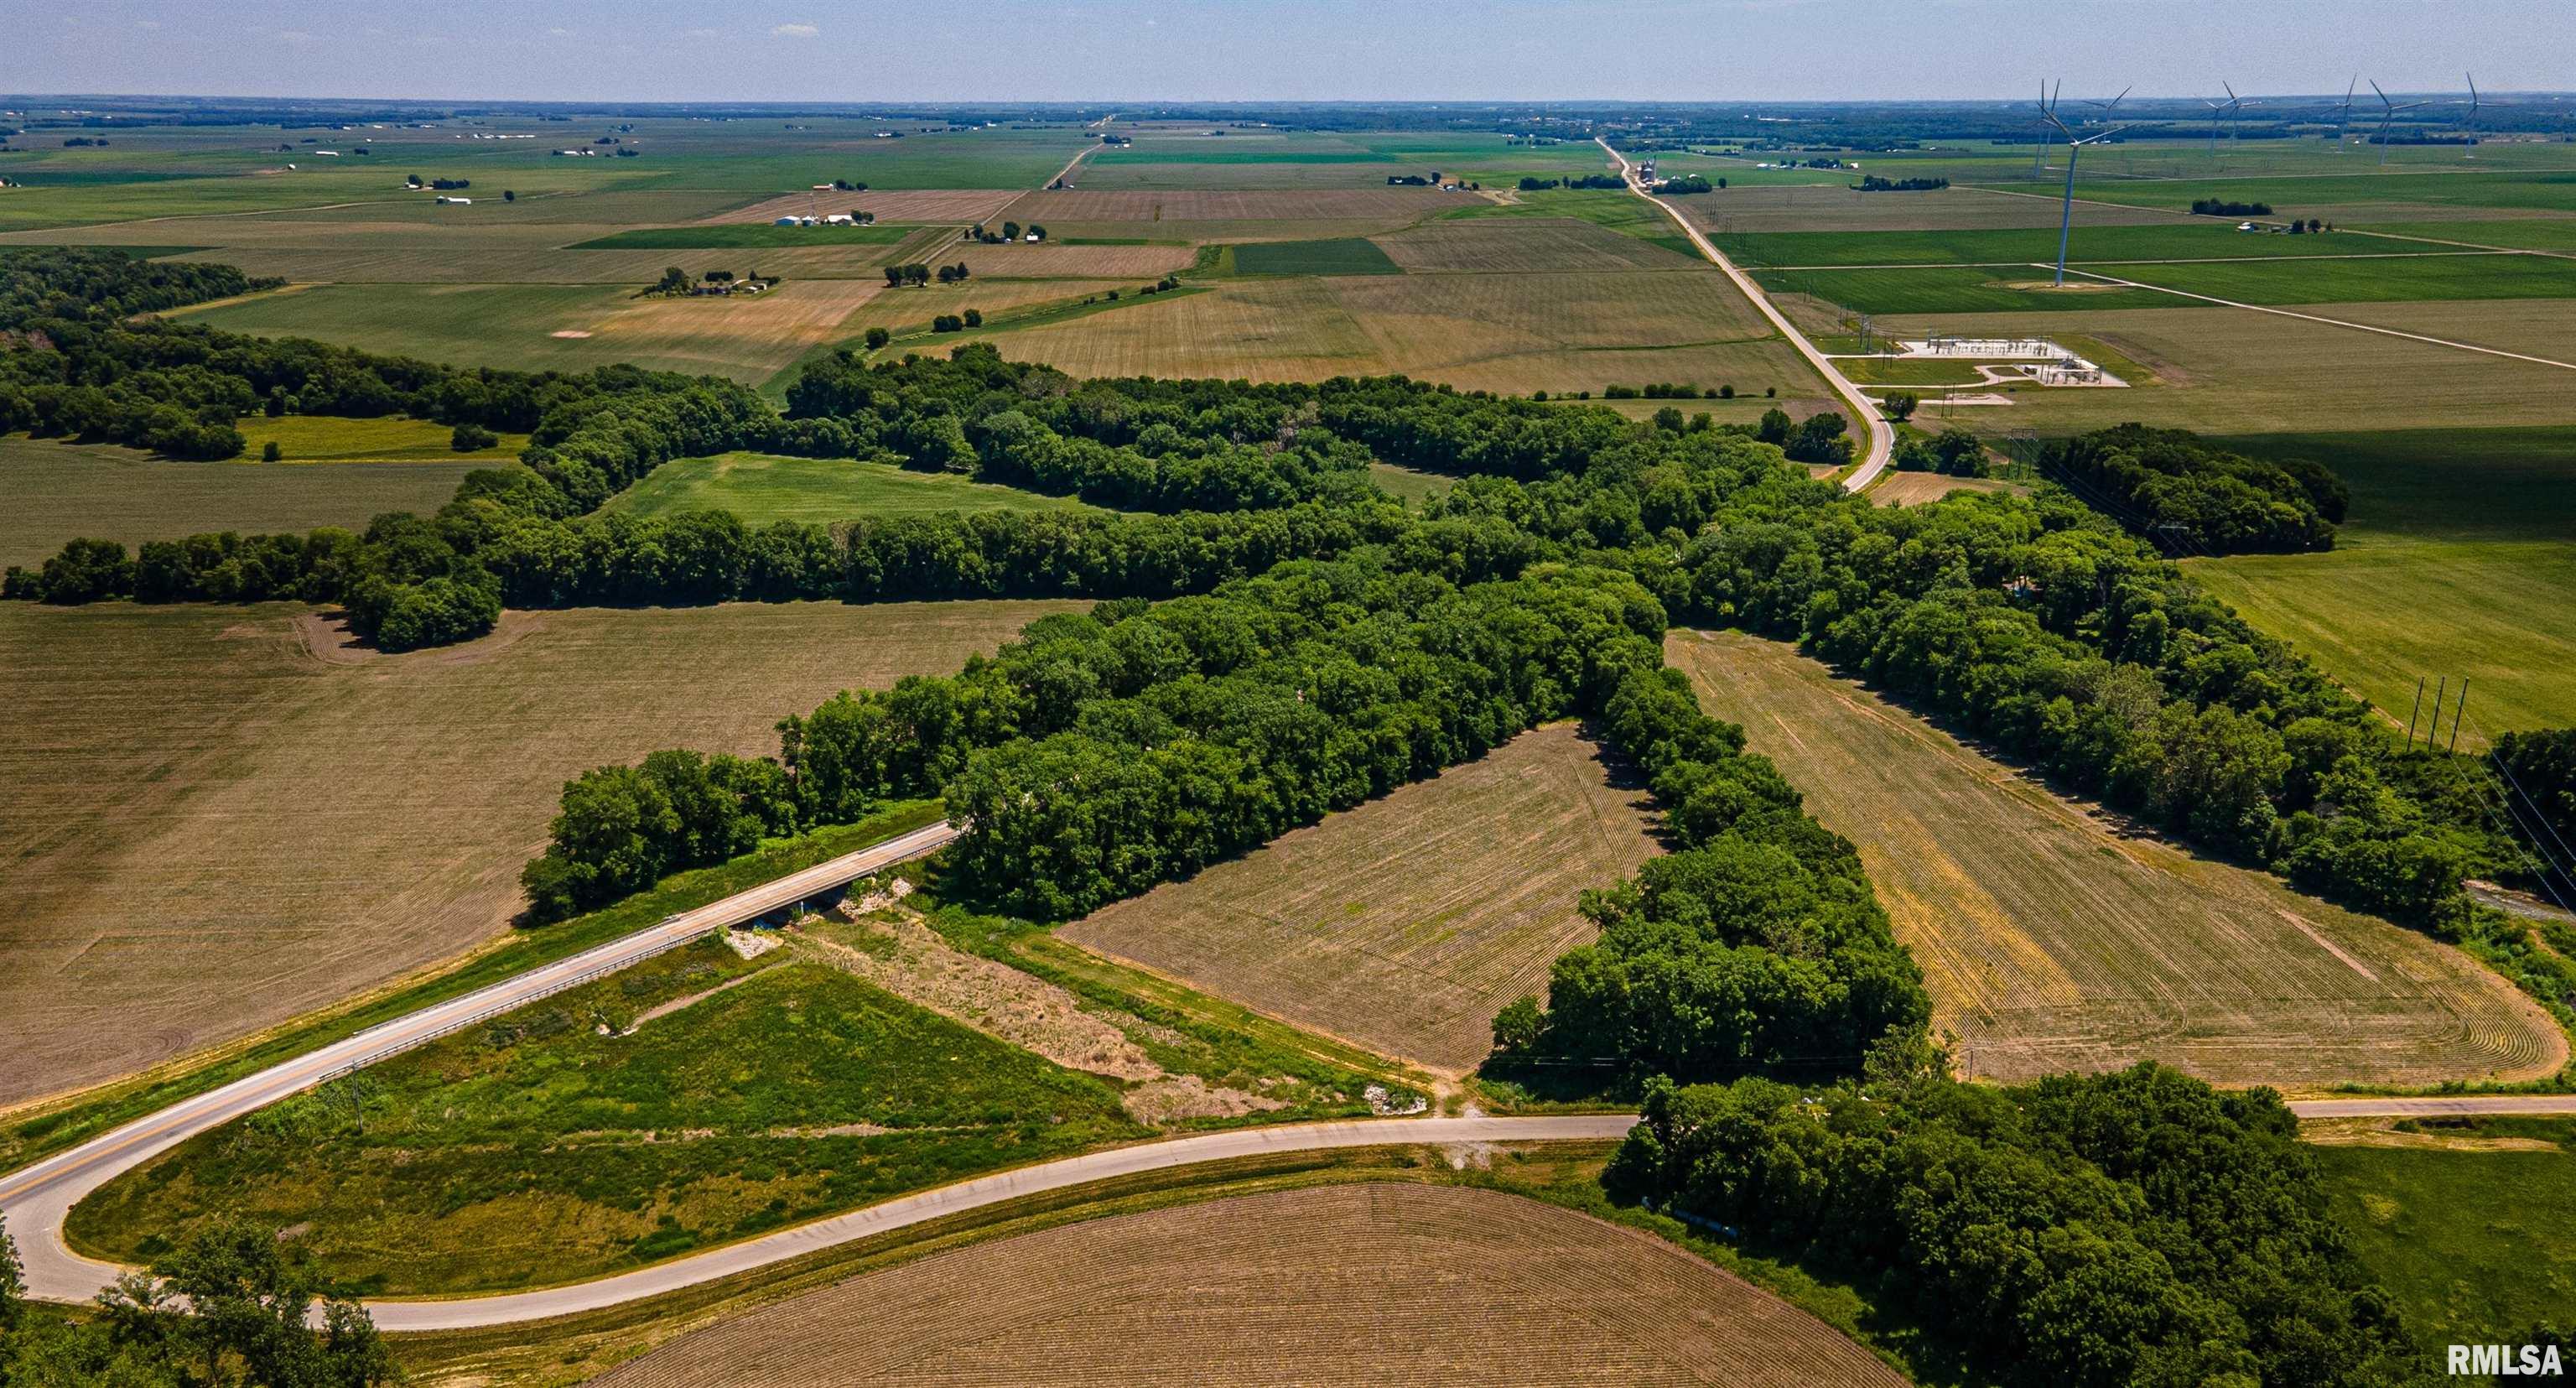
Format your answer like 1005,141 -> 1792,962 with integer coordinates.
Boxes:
1596,138 -> 1896,490
0,819 -> 959,1311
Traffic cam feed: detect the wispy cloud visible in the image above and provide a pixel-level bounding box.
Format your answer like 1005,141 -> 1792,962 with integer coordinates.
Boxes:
771,23 -> 819,38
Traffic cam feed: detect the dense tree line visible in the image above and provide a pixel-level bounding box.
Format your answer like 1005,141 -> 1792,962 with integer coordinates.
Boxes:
525,555 -> 1659,920
1498,663 -> 1930,1079
2496,729 -> 2576,888
2191,197 -> 2274,216
0,1214 -> 394,1386
1852,174 -> 1948,191
2044,424 -> 2348,554
1605,1063 -> 2419,1388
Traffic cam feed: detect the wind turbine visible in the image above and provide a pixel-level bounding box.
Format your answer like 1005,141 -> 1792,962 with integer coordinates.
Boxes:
2459,73 -> 2480,159
2030,80 -> 2054,179
2204,81 -> 2243,158
2334,75 -> 2357,153
2040,86 -> 2132,287
2371,80 -> 2433,165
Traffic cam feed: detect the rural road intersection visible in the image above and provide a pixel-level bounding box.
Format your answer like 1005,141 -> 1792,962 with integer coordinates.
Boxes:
4,813 -> 2573,1327
1596,137 -> 1897,490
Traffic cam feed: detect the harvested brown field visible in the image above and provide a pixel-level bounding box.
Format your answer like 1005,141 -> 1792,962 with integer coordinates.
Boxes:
715,190 -> 1021,226
1375,217 -> 1705,273
996,188 -> 1447,242
930,241 -> 1196,279
1666,629 -> 2563,1089
595,1183 -> 1908,1388
1867,472 -> 2026,507
951,277 -> 1384,382
167,243 -> 908,285
0,598 -> 1079,1108
961,269 -> 1831,398
574,278 -> 883,381
1062,724 -> 1659,1072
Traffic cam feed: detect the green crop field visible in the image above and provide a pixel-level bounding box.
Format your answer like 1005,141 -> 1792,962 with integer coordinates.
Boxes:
2099,250 -> 2576,304
2314,1119 -> 2576,1350
1714,224 -> 2440,268
569,224 -> 911,250
2189,426 -> 2576,741
67,953 -> 1146,1294
2352,216 -> 2576,253
1979,169 -> 2576,216
230,413 -> 528,462
1756,265 -> 2182,315
1229,237 -> 1404,275
604,453 -> 1107,524
1,434 -> 487,569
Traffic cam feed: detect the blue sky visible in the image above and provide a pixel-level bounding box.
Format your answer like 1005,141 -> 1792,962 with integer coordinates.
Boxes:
3,0 -> 2563,103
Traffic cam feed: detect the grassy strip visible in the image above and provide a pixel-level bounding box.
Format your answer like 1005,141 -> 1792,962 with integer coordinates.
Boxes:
0,800 -> 944,1177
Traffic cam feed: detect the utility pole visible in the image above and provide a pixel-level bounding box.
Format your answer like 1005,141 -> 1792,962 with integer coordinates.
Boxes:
2404,676 -> 2425,746
2427,676 -> 2448,751
2449,679 -> 2469,753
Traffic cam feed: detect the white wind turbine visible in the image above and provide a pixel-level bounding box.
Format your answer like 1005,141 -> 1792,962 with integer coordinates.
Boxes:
2041,85 -> 2132,287
2371,80 -> 2433,165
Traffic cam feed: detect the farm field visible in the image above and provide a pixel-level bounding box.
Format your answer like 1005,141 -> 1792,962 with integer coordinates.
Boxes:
605,453 -> 1108,524
1,434 -> 482,569
1758,248 -> 2576,317
1378,216 -> 1705,273
1665,629 -> 2563,1088
2350,216 -> 2576,253
1670,183 -> 2188,234
593,1183 -> 1910,1388
1062,723 -> 1659,1072
569,224 -> 911,249
2311,1118 -> 2576,1352
2189,426 -> 2576,739
1866,471 -> 2023,507
0,597 -> 1078,1107
1869,301 -> 2576,433
1230,237 -> 1402,276
1713,223 -> 2409,268
993,188 -> 1452,242
951,267 -> 1831,401
171,278 -> 882,382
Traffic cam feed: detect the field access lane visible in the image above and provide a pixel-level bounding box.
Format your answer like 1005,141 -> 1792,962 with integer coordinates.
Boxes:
1594,138 -> 1896,490
0,820 -> 960,1310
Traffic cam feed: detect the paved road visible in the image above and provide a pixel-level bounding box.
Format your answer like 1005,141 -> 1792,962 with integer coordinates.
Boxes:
2288,1095 -> 2576,1120
1595,138 -> 1895,491
0,820 -> 960,1313
363,1113 -> 1637,1330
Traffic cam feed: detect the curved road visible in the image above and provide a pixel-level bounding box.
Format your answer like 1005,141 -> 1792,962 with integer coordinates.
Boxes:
0,820 -> 960,1314
1596,138 -> 1895,490
3,787 -> 2569,1327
